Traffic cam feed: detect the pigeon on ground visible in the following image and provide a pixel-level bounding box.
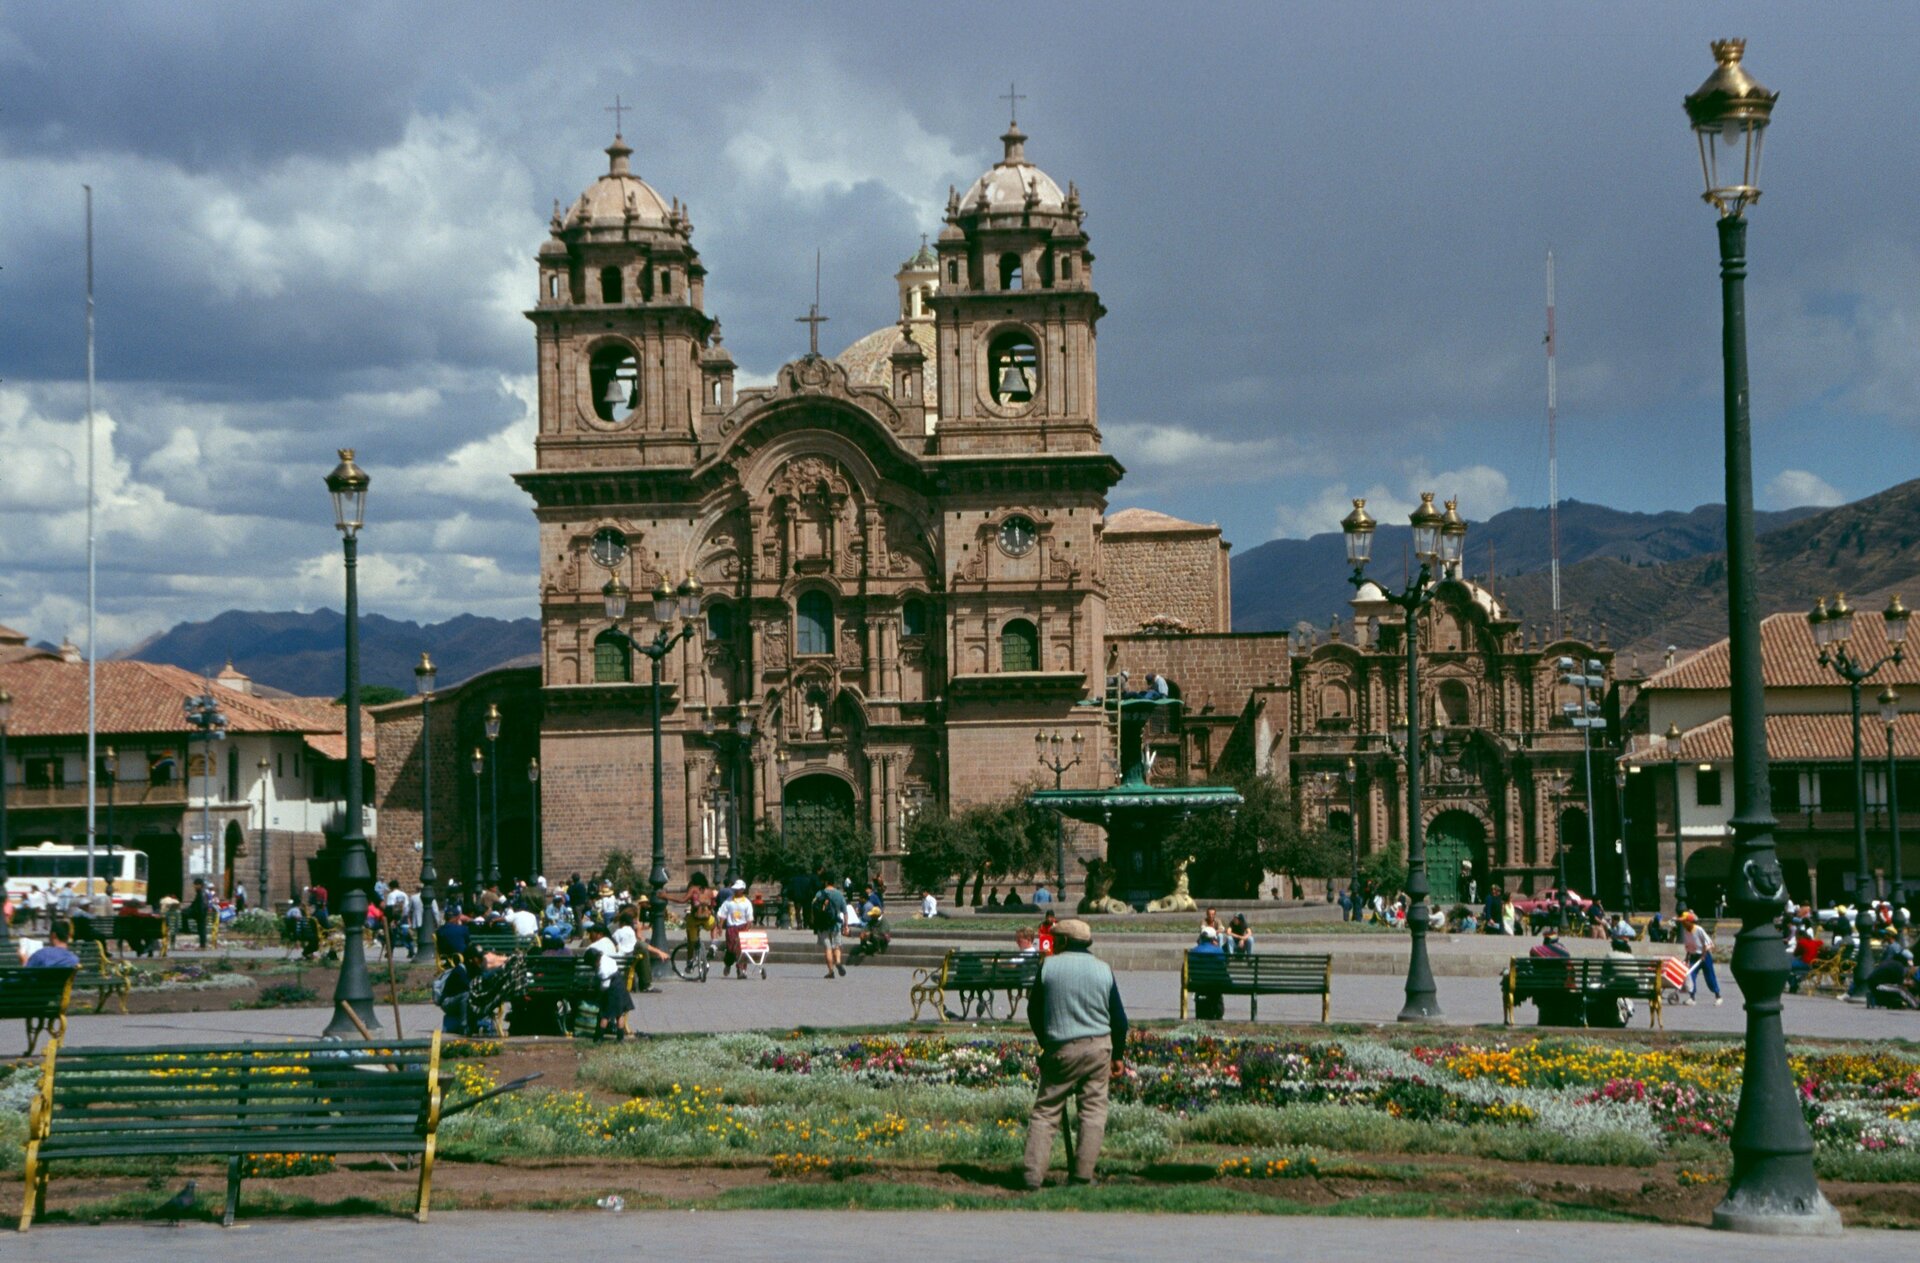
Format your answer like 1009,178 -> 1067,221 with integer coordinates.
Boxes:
149,1179 -> 197,1226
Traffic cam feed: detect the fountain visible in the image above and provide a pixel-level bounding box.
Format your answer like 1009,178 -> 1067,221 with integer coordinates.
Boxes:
1027,687 -> 1241,914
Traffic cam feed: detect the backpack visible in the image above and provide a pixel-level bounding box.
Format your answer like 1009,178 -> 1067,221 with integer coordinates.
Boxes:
810,890 -> 836,933
432,969 -> 455,1006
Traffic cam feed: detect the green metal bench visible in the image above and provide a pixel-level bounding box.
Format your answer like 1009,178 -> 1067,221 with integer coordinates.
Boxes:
0,966 -> 76,1054
1180,952 -> 1332,1021
69,940 -> 131,1015
436,927 -> 530,970
18,1034 -> 445,1229
1503,956 -> 1664,1029
911,950 -> 1042,1021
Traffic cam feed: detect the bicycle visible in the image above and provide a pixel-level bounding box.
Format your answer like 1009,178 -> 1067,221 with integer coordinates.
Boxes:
670,936 -> 716,982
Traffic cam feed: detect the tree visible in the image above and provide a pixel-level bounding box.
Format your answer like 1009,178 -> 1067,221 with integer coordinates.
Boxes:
1170,773 -> 1341,899
747,809 -> 871,889
898,795 -> 1056,901
338,685 -> 406,706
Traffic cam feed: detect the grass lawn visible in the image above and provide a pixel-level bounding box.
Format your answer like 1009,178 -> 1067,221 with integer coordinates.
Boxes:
7,1024 -> 1919,1227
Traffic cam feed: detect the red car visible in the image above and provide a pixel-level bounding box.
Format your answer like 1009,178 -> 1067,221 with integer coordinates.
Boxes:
1512,888 -> 1594,916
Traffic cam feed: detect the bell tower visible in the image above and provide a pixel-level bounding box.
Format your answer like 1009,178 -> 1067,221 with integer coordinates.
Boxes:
528,131 -> 727,470
930,113 -> 1103,455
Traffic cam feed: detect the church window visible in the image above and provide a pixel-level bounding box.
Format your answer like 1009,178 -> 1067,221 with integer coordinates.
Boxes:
600,266 -> 623,304
640,263 -> 654,301
706,601 -> 733,642
988,330 -> 1039,405
547,275 -> 560,299
901,598 -> 928,639
1318,682 -> 1352,724
594,630 -> 632,683
1038,251 -> 1054,289
661,269 -> 673,295
1000,619 -> 1038,672
1061,256 -> 1074,281
590,345 -> 640,423
796,591 -> 833,656
999,253 -> 1024,291
1438,679 -> 1471,727
947,259 -> 959,285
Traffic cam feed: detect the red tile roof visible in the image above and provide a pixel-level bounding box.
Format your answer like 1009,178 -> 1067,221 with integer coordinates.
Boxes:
1645,610 -> 1920,691
0,657 -> 370,759
1624,712 -> 1920,765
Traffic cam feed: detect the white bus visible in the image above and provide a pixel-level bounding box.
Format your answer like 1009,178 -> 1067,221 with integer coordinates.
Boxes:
4,842 -> 150,909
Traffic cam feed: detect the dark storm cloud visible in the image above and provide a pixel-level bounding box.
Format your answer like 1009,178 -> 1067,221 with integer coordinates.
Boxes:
4,0 -> 1919,651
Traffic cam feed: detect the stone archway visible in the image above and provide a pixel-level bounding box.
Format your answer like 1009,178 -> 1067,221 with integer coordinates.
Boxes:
1426,809 -> 1487,906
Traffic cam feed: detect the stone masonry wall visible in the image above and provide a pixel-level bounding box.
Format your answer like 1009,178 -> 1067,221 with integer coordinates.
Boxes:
1101,531 -> 1228,633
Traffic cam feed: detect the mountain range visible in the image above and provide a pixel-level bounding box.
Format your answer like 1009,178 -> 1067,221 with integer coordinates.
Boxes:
119,609 -> 539,696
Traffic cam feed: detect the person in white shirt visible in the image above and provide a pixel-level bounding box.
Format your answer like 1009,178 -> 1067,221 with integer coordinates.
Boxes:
611,914 -> 639,957
921,891 -> 938,919
1678,911 -> 1722,1004
507,905 -> 539,939
585,924 -> 633,1042
718,880 -> 755,979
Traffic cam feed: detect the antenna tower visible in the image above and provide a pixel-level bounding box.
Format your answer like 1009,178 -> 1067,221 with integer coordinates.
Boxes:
1545,251 -> 1561,640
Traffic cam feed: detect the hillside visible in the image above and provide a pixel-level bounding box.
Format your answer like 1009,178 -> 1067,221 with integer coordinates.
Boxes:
120,609 -> 540,696
1229,499 -> 1819,633
1495,478 -> 1920,665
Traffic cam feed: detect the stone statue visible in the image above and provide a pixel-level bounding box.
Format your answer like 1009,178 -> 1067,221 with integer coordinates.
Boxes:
806,697 -> 825,736
1077,858 -> 1131,916
1145,855 -> 1196,914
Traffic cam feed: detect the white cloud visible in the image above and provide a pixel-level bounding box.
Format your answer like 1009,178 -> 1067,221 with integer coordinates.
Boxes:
1273,463 -> 1512,540
1104,421 -> 1290,479
1764,469 -> 1845,509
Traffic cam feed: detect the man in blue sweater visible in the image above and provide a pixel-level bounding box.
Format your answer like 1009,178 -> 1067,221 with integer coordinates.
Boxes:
1022,917 -> 1128,1189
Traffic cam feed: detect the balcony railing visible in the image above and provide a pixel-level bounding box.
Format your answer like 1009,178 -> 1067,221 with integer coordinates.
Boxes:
4,782 -> 189,809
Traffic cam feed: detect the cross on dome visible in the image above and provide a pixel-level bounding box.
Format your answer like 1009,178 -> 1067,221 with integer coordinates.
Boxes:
1001,82 -> 1026,127
604,94 -> 631,138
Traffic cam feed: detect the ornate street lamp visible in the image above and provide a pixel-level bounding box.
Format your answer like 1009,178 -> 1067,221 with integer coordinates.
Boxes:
1881,687 -> 1906,909
182,688 -> 228,935
1809,592 -> 1907,918
1614,762 -> 1633,913
1036,730 -> 1084,901
1666,722 -> 1688,916
1684,40 -> 1837,1235
470,746 -> 484,901
255,755 -> 269,910
528,757 -> 542,880
602,571 -> 703,950
1340,490 -> 1464,1019
104,747 -> 121,906
321,448 -> 378,1037
413,652 -> 439,945
0,687 -> 12,953
1344,757 -> 1360,915
484,703 -> 502,886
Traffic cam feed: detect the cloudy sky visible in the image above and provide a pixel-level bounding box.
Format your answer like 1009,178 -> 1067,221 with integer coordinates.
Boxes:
4,1 -> 1919,653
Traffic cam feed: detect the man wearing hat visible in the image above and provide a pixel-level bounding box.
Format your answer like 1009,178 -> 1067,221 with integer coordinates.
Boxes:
1678,911 -> 1722,1005
1022,918 -> 1128,1189
718,880 -> 755,979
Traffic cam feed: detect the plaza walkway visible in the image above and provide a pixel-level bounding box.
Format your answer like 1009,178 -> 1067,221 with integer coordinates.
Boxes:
10,1210 -> 1902,1261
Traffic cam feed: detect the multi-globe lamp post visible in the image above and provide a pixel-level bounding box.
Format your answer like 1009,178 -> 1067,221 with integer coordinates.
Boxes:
602,571 -> 703,951
1340,490 -> 1466,1020
1036,729 -> 1084,902
1806,595 -> 1908,921
1682,39 -> 1838,1234
321,448 -> 379,1037
413,652 -> 439,946
1882,687 -> 1907,910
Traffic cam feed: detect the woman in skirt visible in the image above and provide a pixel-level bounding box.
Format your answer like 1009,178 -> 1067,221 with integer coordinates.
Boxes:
586,923 -> 634,1041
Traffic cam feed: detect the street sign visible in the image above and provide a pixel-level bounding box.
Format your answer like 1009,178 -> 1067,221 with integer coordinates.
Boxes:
1664,874 -> 1676,889
190,832 -> 210,843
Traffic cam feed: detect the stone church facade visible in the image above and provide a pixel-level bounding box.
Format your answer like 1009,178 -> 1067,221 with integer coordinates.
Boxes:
369,115 -> 1610,902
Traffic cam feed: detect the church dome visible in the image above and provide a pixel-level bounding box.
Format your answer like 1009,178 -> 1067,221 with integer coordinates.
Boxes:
959,124 -> 1067,214
836,321 -> 938,396
559,135 -> 673,235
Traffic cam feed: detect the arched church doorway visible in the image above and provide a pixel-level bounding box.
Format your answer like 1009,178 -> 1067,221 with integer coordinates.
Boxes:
1426,810 -> 1485,905
1685,846 -> 1734,916
1558,808 -> 1594,898
781,773 -> 862,880
223,820 -> 246,900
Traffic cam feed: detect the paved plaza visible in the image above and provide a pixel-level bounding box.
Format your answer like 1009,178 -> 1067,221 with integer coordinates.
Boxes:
11,1210 -> 1912,1261
6,935 -> 1911,1055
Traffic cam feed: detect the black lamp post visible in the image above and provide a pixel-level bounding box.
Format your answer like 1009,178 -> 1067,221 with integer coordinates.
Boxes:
414,653 -> 439,946
1344,757 -> 1360,916
528,758 -> 542,881
255,755 -> 269,910
104,747 -> 120,907
470,747 -> 484,898
1882,687 -> 1906,909
1341,490 -> 1466,1020
721,714 -> 752,888
1614,763 -> 1633,914
321,448 -> 379,1038
1036,729 -> 1084,902
0,687 -> 12,954
1808,594 -> 1908,914
484,703 -> 501,887
602,571 -> 703,951
1666,722 -> 1688,916
183,690 -> 228,944
1684,39 -> 1837,1235
1550,773 -> 1573,928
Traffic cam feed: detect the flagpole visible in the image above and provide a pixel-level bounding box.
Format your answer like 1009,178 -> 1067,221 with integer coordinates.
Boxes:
85,185 -> 98,906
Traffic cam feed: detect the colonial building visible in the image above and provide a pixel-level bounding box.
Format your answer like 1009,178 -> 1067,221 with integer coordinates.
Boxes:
1287,578 -> 1615,905
1620,610 -> 1918,911
0,641 -> 373,904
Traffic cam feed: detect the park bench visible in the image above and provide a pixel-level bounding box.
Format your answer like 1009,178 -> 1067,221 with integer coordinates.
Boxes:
69,940 -> 132,1015
0,966 -> 76,1054
1180,952 -> 1333,1022
18,1034 -> 445,1230
460,954 -> 531,1037
435,927 -> 530,970
163,904 -> 217,949
1503,956 -> 1664,1029
910,950 -> 1042,1021
69,913 -> 168,959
